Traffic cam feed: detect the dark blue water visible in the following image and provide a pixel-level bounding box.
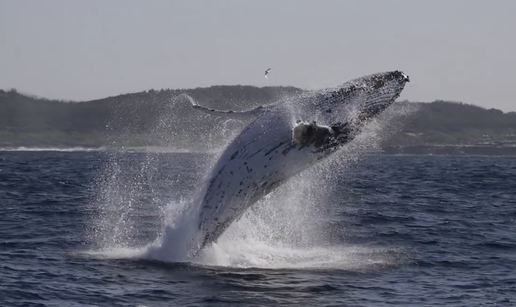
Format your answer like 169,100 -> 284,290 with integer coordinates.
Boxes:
1,150 -> 515,306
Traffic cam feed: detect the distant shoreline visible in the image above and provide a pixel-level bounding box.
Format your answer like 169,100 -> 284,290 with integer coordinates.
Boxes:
2,145 -> 516,156
2,88 -> 516,158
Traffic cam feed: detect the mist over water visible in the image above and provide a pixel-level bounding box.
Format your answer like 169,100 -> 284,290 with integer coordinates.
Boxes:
86,90 -> 419,270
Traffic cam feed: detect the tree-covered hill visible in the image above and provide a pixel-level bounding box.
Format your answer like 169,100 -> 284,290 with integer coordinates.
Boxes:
1,87 -> 515,152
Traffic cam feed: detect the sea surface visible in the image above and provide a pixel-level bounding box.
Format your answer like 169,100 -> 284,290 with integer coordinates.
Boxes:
1,149 -> 515,306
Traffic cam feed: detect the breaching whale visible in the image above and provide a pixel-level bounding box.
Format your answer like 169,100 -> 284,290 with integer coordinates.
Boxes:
187,70 -> 410,257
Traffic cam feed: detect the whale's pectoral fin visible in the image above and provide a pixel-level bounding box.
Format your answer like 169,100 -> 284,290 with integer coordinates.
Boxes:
291,120 -> 355,153
192,104 -> 270,121
192,104 -> 267,116
291,120 -> 335,149
178,92 -> 269,120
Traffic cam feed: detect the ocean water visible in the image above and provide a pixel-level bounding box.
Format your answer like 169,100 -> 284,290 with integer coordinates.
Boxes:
1,149 -> 515,307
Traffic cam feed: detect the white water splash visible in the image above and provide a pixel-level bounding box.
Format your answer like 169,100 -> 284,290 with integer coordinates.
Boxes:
87,89 -> 419,271
143,198 -> 201,262
199,241 -> 402,271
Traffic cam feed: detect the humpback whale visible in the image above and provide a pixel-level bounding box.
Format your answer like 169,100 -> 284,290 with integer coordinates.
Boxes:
187,70 -> 410,257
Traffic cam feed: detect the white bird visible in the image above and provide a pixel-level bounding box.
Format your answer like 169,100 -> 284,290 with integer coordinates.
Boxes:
264,68 -> 273,79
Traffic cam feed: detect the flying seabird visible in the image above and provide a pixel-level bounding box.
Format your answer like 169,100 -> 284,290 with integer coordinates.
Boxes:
264,68 -> 273,79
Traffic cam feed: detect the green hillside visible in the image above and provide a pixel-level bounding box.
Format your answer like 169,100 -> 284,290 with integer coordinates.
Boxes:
1,87 -> 515,153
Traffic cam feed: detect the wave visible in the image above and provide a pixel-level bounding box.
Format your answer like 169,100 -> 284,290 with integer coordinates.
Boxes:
117,146 -> 221,154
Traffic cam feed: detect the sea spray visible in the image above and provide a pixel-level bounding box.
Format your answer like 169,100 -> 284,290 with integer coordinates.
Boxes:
87,84 -> 419,269
144,198 -> 200,262
87,93 -> 248,258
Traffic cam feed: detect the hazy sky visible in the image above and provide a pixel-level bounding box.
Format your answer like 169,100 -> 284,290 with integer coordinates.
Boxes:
1,0 -> 515,111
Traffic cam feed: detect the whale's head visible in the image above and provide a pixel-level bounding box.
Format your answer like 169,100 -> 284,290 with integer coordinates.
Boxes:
292,70 -> 410,153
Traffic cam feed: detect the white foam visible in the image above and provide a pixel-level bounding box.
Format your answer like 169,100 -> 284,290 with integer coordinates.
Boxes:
198,240 -> 397,270
79,247 -> 147,259
143,198 -> 202,262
